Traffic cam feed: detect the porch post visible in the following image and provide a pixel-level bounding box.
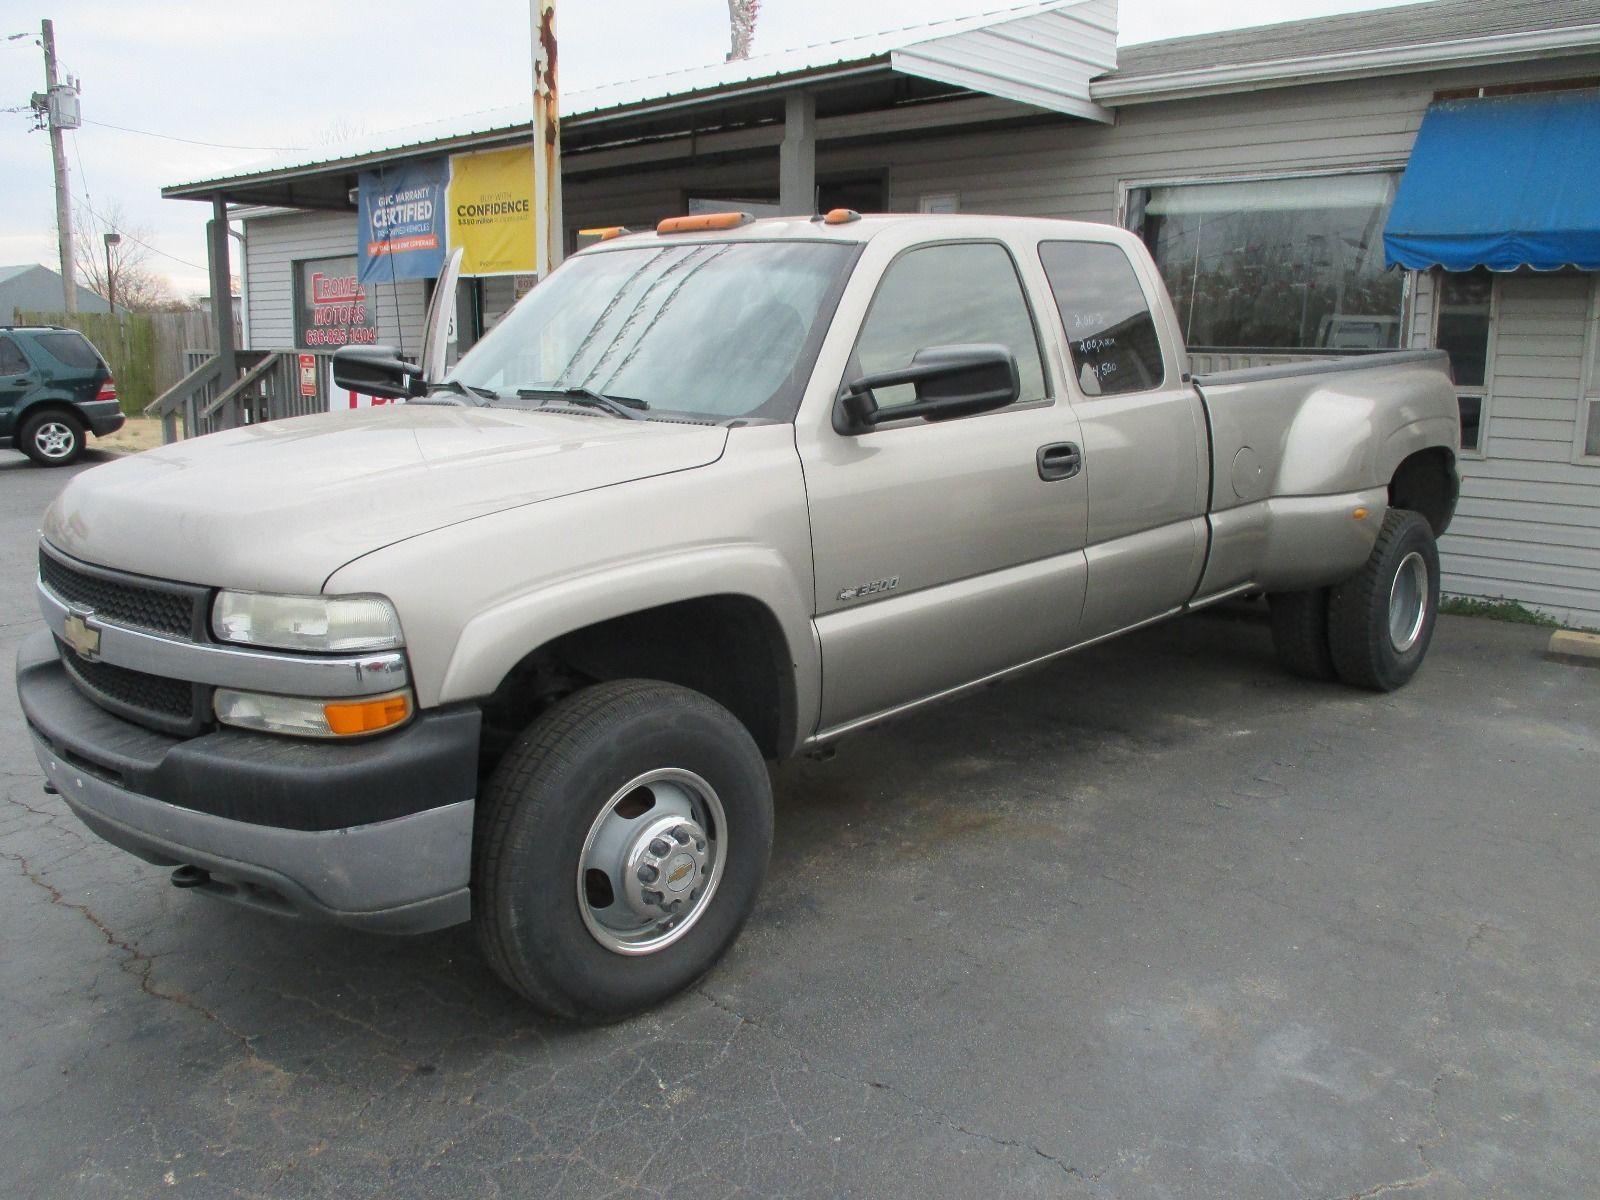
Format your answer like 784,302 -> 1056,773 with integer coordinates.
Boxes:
779,91 -> 816,216
208,194 -> 237,383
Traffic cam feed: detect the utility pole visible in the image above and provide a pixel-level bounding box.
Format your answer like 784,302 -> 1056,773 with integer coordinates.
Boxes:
530,0 -> 563,279
38,20 -> 79,312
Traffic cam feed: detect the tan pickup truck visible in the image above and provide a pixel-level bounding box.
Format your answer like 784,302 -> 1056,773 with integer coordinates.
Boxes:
18,213 -> 1459,1020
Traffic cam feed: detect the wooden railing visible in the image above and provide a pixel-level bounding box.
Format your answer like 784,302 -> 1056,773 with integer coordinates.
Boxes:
146,350 -> 330,442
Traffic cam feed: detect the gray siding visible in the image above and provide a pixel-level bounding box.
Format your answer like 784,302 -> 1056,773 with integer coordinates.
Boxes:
243,210 -> 425,353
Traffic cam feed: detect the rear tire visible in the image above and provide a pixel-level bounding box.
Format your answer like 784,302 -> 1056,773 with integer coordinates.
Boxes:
19,409 -> 86,467
1327,509 -> 1440,692
472,679 -> 773,1022
1268,589 -> 1336,681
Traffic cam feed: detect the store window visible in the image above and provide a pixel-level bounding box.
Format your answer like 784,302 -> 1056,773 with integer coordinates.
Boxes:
1126,172 -> 1403,353
1434,269 -> 1494,454
1581,277 -> 1600,462
293,256 -> 378,351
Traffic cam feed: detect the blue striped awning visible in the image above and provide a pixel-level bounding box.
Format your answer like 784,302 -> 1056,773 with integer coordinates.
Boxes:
1384,90 -> 1600,273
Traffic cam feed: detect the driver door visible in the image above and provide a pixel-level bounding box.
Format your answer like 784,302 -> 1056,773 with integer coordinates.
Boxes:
797,239 -> 1089,735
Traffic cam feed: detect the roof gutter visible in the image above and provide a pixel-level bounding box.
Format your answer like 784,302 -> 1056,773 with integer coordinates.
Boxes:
1092,22 -> 1600,105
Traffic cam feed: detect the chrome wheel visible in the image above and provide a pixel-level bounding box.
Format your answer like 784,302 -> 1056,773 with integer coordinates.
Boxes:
33,421 -> 77,461
1388,551 -> 1428,653
577,768 -> 726,957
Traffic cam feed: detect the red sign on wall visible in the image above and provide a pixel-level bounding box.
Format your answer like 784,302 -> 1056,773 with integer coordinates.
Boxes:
297,354 -> 317,397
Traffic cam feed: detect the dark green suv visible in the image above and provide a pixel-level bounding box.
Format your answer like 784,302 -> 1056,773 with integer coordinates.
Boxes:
0,325 -> 125,466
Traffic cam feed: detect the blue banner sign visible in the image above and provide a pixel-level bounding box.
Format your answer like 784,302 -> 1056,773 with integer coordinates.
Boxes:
358,158 -> 448,283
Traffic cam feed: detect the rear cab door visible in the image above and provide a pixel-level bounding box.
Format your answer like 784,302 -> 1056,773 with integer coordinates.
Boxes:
795,223 -> 1090,736
1033,232 -> 1211,639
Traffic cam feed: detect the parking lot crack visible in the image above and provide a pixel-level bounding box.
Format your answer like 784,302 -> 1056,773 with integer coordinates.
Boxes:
1334,1169 -> 1444,1199
1,847 -> 290,1081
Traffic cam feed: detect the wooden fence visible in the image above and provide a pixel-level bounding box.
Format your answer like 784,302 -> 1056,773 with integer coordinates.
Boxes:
16,308 -> 243,416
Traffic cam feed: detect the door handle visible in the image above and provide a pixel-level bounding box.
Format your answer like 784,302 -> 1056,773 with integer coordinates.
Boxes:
1036,442 -> 1082,481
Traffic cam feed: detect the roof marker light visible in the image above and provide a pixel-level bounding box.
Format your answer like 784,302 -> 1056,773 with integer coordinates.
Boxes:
581,226 -> 631,241
823,208 -> 861,225
657,211 -> 753,234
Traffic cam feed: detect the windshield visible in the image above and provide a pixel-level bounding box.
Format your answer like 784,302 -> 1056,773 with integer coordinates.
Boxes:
448,240 -> 857,422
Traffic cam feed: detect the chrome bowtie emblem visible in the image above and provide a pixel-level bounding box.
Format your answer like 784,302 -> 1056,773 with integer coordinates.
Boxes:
63,611 -> 101,661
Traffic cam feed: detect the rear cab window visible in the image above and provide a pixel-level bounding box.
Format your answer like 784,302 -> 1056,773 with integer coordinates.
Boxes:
1038,241 -> 1166,396
32,331 -> 104,372
849,240 -> 1047,415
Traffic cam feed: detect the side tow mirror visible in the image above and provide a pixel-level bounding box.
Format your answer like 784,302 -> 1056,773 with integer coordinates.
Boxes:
331,345 -> 426,400
836,343 -> 1020,434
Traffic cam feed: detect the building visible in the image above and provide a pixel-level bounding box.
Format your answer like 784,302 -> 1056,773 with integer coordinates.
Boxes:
0,264 -> 111,323
161,0 -> 1600,628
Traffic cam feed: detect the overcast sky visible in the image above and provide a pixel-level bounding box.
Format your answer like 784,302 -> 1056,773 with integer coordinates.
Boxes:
1,0 -> 1412,298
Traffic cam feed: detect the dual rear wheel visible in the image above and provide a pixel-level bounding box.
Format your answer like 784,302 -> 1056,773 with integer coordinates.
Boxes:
1268,508 -> 1441,692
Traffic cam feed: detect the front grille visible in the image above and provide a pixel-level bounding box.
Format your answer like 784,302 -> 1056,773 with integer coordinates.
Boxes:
58,640 -> 207,737
39,546 -> 202,639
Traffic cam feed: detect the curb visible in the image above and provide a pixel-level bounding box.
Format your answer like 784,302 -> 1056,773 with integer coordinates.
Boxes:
1546,630 -> 1600,668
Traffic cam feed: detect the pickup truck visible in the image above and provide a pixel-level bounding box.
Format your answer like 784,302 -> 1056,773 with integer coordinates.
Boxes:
17,213 -> 1459,1021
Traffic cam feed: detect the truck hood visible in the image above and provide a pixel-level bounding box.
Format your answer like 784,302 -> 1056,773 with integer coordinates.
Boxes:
43,404 -> 728,593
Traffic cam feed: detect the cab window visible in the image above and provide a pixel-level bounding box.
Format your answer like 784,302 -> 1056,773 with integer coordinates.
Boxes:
850,242 -> 1046,413
1038,241 -> 1166,396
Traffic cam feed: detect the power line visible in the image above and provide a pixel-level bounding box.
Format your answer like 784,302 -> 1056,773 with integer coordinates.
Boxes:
72,186 -> 209,272
79,117 -> 305,153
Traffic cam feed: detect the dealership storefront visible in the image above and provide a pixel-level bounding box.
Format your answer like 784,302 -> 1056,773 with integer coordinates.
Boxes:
164,0 -> 1600,627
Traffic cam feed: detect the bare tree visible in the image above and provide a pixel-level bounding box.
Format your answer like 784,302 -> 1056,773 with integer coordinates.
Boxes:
73,201 -> 179,311
726,0 -> 759,61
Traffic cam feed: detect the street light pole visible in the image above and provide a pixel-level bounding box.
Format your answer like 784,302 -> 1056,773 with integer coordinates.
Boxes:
104,231 -> 121,312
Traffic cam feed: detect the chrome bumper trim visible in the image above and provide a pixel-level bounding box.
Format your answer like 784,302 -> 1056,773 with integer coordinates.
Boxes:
37,577 -> 409,698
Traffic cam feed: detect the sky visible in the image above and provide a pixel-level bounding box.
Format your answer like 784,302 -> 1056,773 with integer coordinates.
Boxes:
0,0 -> 1414,299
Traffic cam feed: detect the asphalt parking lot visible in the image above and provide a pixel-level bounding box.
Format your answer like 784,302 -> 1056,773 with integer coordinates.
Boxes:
3,449 -> 1597,1200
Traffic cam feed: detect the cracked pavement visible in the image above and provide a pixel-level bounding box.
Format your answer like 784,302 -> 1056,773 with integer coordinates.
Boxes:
4,449 -> 1598,1198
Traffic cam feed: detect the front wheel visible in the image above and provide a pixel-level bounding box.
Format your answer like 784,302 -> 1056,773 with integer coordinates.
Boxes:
472,680 -> 774,1022
19,409 -> 86,467
1327,508 -> 1440,691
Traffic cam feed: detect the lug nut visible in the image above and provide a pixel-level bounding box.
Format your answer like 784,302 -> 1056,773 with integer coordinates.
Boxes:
671,826 -> 691,844
637,863 -> 659,884
694,838 -> 706,851
649,838 -> 671,857
642,889 -> 663,906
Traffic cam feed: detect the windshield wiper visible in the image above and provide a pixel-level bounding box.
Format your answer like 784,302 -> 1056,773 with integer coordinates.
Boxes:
432,378 -> 498,405
516,385 -> 648,421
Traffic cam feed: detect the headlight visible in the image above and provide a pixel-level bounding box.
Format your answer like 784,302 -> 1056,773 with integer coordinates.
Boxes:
214,688 -> 413,738
212,591 -> 403,652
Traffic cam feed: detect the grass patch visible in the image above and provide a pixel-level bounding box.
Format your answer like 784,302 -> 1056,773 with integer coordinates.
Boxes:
1439,596 -> 1559,628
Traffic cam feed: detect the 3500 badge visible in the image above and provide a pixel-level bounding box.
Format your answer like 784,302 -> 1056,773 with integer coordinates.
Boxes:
838,577 -> 899,602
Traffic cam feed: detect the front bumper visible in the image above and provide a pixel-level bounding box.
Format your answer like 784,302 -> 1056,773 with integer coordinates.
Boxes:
17,631 -> 480,934
80,400 -> 126,438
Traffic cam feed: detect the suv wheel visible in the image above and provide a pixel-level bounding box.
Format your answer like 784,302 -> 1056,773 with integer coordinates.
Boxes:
473,680 -> 774,1022
20,410 -> 86,467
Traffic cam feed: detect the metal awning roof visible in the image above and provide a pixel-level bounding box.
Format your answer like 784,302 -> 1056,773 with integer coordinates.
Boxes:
164,0 -> 1115,201
1383,89 -> 1600,272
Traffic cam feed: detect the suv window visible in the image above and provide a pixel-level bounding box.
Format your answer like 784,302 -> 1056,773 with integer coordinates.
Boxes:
33,330 -> 102,371
1039,241 -> 1166,396
851,241 -> 1046,413
0,336 -> 28,376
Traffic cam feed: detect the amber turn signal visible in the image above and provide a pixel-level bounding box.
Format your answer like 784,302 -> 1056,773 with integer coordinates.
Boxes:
323,692 -> 413,736
657,211 -> 752,234
1352,506 -> 1370,520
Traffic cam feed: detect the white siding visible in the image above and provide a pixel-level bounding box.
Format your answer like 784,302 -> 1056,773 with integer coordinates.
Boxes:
1439,273 -> 1600,630
242,210 -> 426,353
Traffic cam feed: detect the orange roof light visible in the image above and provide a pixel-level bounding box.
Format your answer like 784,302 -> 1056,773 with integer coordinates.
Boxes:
580,225 -> 631,241
323,691 -> 412,737
823,208 -> 861,225
657,211 -> 753,234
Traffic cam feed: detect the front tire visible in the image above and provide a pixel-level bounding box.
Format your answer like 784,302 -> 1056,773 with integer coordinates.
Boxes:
19,409 -> 86,467
1327,509 -> 1440,691
472,680 -> 774,1022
